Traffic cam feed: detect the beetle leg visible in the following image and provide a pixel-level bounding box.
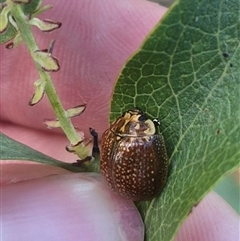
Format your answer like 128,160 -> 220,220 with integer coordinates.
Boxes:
89,127 -> 100,157
72,156 -> 92,167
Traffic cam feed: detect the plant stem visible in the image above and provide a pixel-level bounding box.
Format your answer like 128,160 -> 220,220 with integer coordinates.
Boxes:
11,4 -> 88,160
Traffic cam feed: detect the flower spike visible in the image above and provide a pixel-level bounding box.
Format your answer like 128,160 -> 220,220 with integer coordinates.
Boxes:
66,104 -> 87,118
32,49 -> 60,72
0,4 -> 11,33
29,78 -> 46,105
29,18 -> 62,32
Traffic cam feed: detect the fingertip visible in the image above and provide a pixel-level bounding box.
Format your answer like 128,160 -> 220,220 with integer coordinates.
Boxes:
175,192 -> 239,241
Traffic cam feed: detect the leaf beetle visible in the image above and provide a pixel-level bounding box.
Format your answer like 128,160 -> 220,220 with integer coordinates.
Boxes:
100,108 -> 168,201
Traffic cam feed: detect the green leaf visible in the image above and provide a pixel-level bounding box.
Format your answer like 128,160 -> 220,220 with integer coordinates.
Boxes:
0,132 -> 86,173
110,0 -> 240,240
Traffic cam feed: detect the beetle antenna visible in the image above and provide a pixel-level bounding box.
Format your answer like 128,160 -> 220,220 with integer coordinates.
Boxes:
153,118 -> 160,127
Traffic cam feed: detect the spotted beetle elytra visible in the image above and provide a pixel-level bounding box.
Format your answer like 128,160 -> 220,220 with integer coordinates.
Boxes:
100,108 -> 168,201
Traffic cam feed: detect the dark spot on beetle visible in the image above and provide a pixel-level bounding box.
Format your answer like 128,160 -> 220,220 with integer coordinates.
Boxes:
230,63 -> 233,67
222,52 -> 229,58
138,115 -> 146,121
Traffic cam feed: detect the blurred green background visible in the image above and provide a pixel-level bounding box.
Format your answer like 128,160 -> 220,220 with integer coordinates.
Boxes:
214,171 -> 239,214
148,0 -> 240,215
150,0 -> 175,7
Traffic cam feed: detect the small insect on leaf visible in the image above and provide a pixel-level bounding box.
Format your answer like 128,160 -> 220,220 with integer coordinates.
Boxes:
100,108 -> 169,201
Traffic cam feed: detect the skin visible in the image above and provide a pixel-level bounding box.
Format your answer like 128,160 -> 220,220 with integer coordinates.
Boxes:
1,0 -> 239,240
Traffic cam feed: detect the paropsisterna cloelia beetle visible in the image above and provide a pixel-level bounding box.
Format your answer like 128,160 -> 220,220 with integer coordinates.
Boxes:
100,108 -> 168,201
